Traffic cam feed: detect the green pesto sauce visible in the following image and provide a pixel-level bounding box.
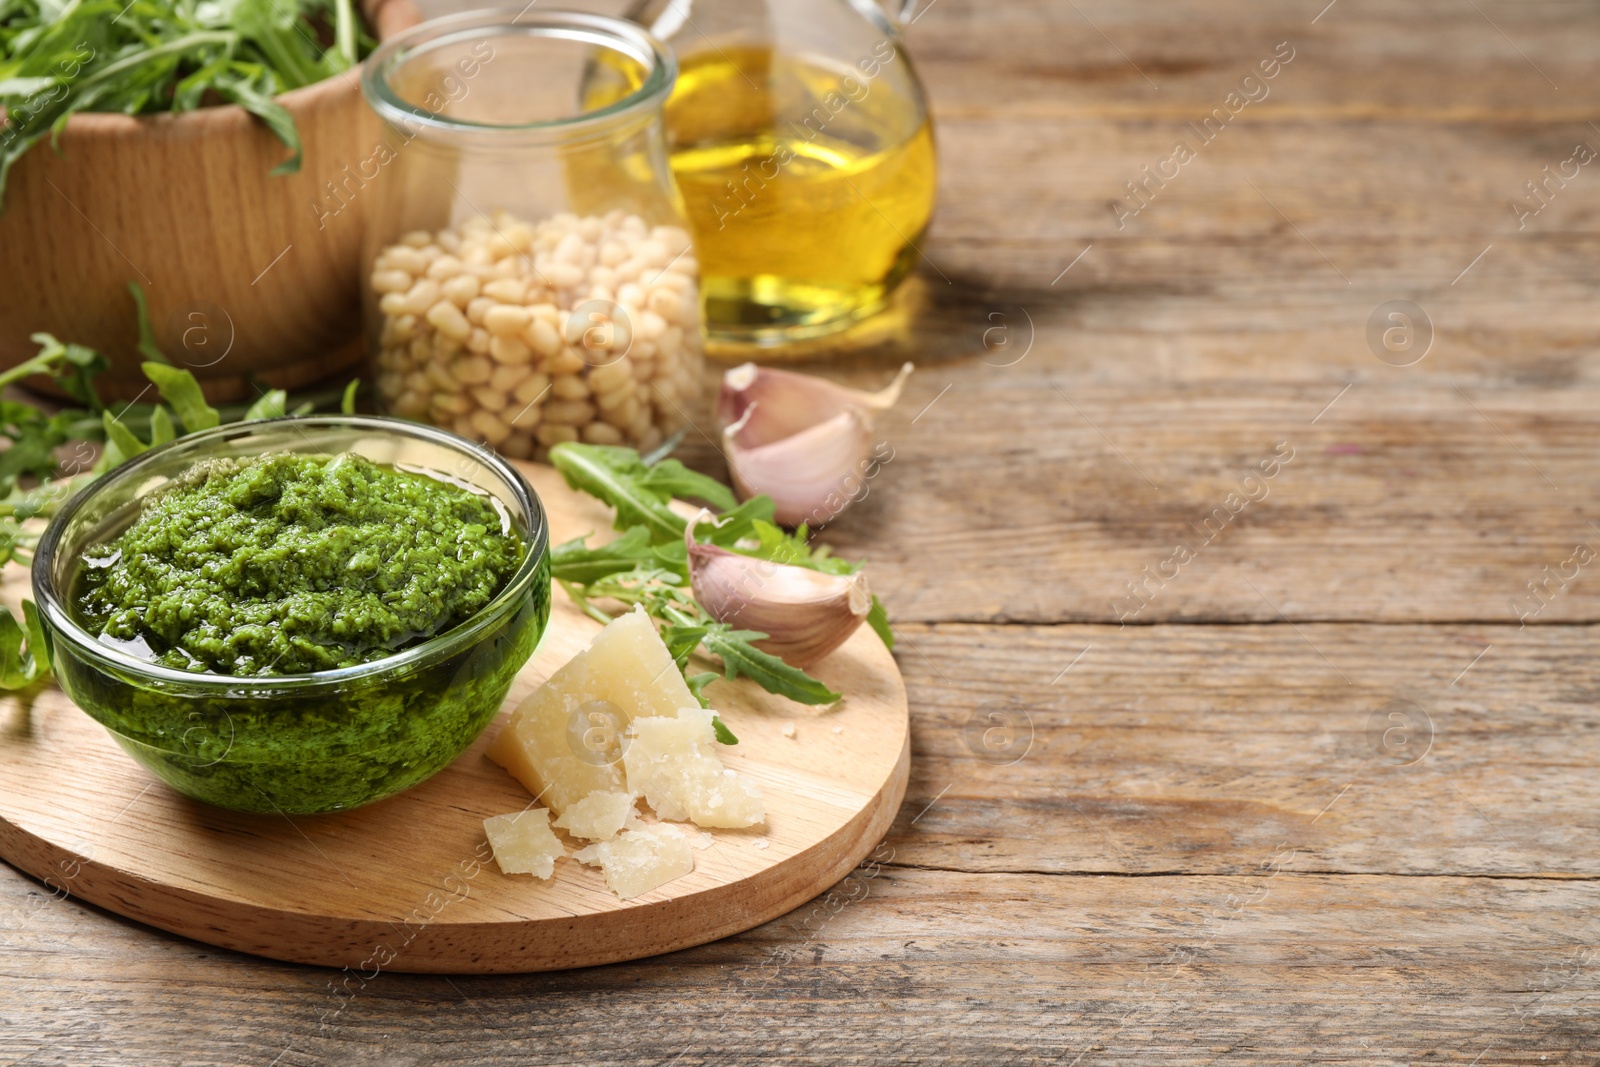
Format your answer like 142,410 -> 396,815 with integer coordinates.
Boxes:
73,452 -> 524,676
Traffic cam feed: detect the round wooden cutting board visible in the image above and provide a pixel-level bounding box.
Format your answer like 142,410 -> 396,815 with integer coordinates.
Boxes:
0,461 -> 910,973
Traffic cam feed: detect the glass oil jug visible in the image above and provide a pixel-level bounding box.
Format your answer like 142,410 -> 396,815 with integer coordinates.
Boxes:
613,0 -> 938,351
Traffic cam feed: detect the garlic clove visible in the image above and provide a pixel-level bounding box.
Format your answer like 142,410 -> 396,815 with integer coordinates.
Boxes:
723,405 -> 875,528
687,510 -> 870,669
718,361 -> 913,448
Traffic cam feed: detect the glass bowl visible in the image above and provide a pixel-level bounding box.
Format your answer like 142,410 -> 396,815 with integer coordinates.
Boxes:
31,416 -> 552,815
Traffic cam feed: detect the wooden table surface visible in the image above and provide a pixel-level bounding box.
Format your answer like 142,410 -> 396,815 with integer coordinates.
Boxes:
6,1 -> 1600,1063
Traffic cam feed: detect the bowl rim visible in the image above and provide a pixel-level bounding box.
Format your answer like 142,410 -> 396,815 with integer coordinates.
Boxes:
31,415 -> 549,695
361,7 -> 677,142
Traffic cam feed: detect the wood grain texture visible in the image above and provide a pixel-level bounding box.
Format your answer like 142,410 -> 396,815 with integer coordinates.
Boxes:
6,0 -> 1600,1062
0,461 -> 909,973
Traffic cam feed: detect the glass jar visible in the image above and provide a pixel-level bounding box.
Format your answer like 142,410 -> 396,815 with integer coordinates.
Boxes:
618,0 -> 938,351
361,11 -> 704,461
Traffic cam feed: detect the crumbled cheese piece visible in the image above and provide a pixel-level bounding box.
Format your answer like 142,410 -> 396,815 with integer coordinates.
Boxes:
624,708 -> 765,829
573,825 -> 694,899
553,790 -> 636,842
483,809 -> 563,879
488,609 -> 696,813
781,722 -> 797,739
688,830 -> 715,850
753,838 -> 770,850
832,726 -> 844,735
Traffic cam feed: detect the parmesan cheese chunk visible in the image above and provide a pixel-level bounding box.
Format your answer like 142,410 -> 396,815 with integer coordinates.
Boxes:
624,708 -> 766,829
484,809 -> 563,879
573,825 -> 694,899
488,608 -> 697,813
553,790 -> 637,841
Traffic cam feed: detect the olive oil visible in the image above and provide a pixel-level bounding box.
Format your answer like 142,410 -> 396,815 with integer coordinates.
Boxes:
662,46 -> 937,346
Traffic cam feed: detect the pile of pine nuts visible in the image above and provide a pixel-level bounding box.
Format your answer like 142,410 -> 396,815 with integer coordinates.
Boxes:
370,209 -> 703,459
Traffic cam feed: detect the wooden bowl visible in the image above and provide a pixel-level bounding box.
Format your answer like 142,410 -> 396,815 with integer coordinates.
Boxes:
0,2 -> 420,403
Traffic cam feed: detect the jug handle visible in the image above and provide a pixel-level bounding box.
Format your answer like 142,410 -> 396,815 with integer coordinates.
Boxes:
893,0 -> 923,25
850,0 -> 916,33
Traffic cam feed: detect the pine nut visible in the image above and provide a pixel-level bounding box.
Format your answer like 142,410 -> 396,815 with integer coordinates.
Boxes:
426,300 -> 471,340
490,363 -> 530,393
454,355 -> 492,385
489,335 -> 534,366
484,304 -> 532,337
466,296 -> 494,327
537,424 -> 579,447
472,386 -> 508,413
582,422 -> 624,445
371,270 -> 411,294
470,410 -> 512,445
482,278 -> 524,303
513,373 -> 552,405
545,399 -> 596,425
551,375 -> 590,400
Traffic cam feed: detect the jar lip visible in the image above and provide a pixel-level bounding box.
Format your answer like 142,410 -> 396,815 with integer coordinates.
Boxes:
30,415 -> 550,696
362,7 -> 677,141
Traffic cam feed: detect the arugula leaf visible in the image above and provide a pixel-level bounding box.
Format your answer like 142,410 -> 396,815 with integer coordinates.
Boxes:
127,282 -> 168,364
244,389 -> 287,421
101,410 -> 148,459
230,0 -> 321,90
26,332 -> 106,409
549,442 -> 684,544
699,622 -> 842,706
340,379 -> 359,415
214,67 -> 302,175
148,405 -> 175,447
710,713 -> 739,745
867,594 -> 894,650
640,458 -> 738,510
142,362 -> 219,432
659,622 -> 705,670
0,598 -> 49,688
550,526 -> 657,585
695,496 -> 777,548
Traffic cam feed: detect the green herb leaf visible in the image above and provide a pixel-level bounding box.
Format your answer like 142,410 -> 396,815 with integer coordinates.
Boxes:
26,332 -> 107,409
659,622 -> 706,671
127,281 -> 168,364
695,496 -> 777,549
640,459 -> 738,510
244,389 -> 287,421
685,673 -> 720,707
214,69 -> 302,175
867,594 -> 894,650
0,599 -> 49,688
340,379 -> 359,415
148,405 -> 176,447
550,527 -> 658,585
699,623 -> 842,706
549,442 -> 684,544
142,362 -> 219,432
710,712 -> 739,745
102,410 -> 148,459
